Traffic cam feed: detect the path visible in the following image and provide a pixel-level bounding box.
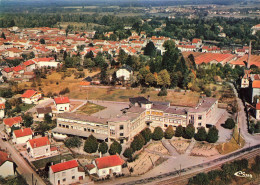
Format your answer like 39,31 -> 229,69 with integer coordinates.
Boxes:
161,139 -> 180,156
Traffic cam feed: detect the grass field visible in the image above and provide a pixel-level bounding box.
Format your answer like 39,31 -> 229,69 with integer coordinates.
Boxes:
32,154 -> 74,169
216,125 -> 245,155
20,103 -> 35,112
76,102 -> 106,115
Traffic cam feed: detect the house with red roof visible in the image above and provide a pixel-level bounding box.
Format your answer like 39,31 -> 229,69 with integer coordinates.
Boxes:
54,97 -> 70,113
21,89 -> 42,104
87,155 -> 124,177
23,60 -> 36,72
256,102 -> 260,120
32,57 -> 60,68
26,137 -> 51,158
3,116 -> 22,135
192,38 -> 202,48
0,151 -> 16,177
2,67 -> 14,79
252,80 -> 260,103
13,128 -> 33,144
49,160 -> 85,185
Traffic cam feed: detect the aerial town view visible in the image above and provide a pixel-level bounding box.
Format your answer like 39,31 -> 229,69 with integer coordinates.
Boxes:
0,0 -> 260,184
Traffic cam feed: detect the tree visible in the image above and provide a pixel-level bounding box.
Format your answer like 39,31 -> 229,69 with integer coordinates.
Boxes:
40,38 -> 45,44
130,134 -> 145,152
22,113 -> 33,127
183,124 -> 195,139
64,137 -> 82,148
175,125 -> 183,137
158,86 -> 167,96
1,32 -> 6,39
251,155 -> 260,174
144,41 -> 156,57
44,113 -> 52,124
145,72 -> 157,87
84,135 -> 98,153
98,141 -> 108,154
164,125 -> 174,139
157,69 -> 170,87
162,40 -> 179,72
123,147 -> 133,159
118,49 -> 128,65
141,128 -> 152,144
189,173 -> 210,185
194,127 -> 207,141
206,126 -> 219,143
224,118 -> 236,129
152,127 -> 164,141
109,141 -> 122,155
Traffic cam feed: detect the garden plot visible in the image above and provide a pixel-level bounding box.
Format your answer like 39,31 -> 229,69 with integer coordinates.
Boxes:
146,142 -> 169,155
170,139 -> 191,154
191,142 -> 219,157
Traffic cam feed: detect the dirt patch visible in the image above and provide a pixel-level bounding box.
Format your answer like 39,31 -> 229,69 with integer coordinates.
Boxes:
76,102 -> 106,115
128,151 -> 161,175
146,142 -> 169,155
191,142 -> 219,157
170,139 -> 191,154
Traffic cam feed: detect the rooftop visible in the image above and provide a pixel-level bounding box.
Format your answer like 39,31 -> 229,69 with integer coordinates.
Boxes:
95,155 -> 124,169
51,160 -> 78,173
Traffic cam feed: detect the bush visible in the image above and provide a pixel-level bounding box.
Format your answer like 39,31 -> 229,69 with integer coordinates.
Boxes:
152,127 -> 164,140
194,127 -> 207,141
251,155 -> 260,174
206,126 -> 219,143
141,128 -> 152,144
158,86 -> 167,96
164,125 -> 174,139
64,137 -> 82,148
205,88 -> 212,97
84,135 -> 98,153
224,118 -> 236,129
98,141 -> 108,154
123,147 -> 133,159
183,124 -> 195,139
189,173 -> 209,185
175,125 -> 183,137
109,141 -> 122,155
130,134 -> 145,152
59,87 -> 70,95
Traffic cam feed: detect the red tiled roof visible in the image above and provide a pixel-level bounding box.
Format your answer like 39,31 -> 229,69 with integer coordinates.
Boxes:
14,128 -> 33,138
256,103 -> 260,110
0,103 -> 5,109
54,97 -> 70,104
23,60 -> 35,66
192,38 -> 201,43
252,80 -> 260,88
3,67 -> 13,73
95,155 -> 124,169
3,116 -> 22,127
50,146 -> 58,151
86,164 -> 95,170
28,137 -> 50,148
195,53 -> 235,65
13,65 -> 24,72
0,151 -> 12,166
34,57 -> 54,62
21,90 -> 37,98
51,160 -> 78,173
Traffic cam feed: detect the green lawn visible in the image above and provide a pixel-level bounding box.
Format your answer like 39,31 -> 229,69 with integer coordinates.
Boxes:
20,104 -> 35,112
76,102 -> 106,115
32,154 -> 74,169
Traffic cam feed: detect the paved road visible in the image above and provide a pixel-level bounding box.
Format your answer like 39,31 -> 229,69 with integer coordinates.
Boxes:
0,131 -> 45,185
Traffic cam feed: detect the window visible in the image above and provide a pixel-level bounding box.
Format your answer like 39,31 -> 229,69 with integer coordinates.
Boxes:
63,178 -> 66,182
198,123 -> 202,126
198,115 -> 202,120
84,128 -> 87,131
164,124 -> 168,127
91,129 -> 94,133
66,125 -> 69,129
120,133 -> 124,136
88,128 -> 90,132
120,125 -> 124,130
58,124 -> 61,127
72,176 -> 75,179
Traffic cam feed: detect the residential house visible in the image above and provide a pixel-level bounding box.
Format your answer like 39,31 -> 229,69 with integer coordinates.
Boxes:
116,65 -> 133,81
87,155 -> 124,177
0,103 -> 5,119
3,116 -> 22,135
33,57 -> 60,68
251,24 -> 260,35
0,151 -> 16,177
36,107 -> 53,119
13,128 -> 33,144
252,81 -> 260,103
191,38 -> 202,48
2,67 -> 13,79
49,160 -> 85,185
21,89 -> 42,104
27,137 -> 51,158
54,97 -> 70,113
23,60 -> 36,72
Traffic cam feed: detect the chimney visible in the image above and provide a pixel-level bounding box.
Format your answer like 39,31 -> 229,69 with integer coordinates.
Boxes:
247,41 -> 251,69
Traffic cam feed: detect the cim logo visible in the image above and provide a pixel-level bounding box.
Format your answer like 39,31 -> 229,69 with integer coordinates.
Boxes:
234,171 -> 252,178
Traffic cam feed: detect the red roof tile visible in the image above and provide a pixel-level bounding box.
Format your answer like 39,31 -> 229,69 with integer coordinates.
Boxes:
13,65 -> 25,72
54,97 -> 70,104
252,80 -> 260,88
0,151 -> 12,166
95,155 -> 124,169
21,90 -> 37,98
0,103 -> 5,109
3,116 -> 22,127
23,60 -> 35,66
28,137 -> 50,148
3,67 -> 13,73
14,128 -> 33,138
195,53 -> 235,65
51,160 -> 78,173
